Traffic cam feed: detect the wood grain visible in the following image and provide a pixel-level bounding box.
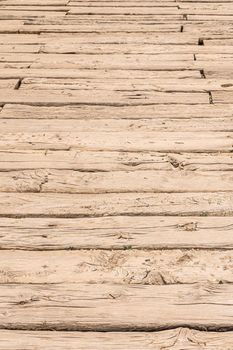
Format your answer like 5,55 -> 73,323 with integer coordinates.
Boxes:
0,216 -> 232,250
0,283 -> 232,330
1,329 -> 233,350
0,192 -> 232,217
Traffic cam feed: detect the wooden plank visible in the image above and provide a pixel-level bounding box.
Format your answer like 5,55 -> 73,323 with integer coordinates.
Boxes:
69,6 -> 179,14
41,43 -> 233,54
0,283 -> 232,330
212,91 -> 233,103
0,329 -> 233,350
0,131 -> 231,152
19,77 -> 233,92
0,249 -> 231,284
0,68 -> 202,79
0,79 -> 19,89
1,169 -> 233,193
39,32 -> 199,44
68,2 -> 178,7
0,216 -> 233,250
1,117 -> 233,132
2,103 -> 233,120
15,23 -> 182,33
0,192 -> 232,217
0,150 -> 232,171
0,44 -> 41,53
0,90 -> 209,106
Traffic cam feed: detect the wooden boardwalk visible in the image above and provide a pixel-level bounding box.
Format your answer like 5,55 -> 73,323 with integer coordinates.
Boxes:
0,0 -> 233,348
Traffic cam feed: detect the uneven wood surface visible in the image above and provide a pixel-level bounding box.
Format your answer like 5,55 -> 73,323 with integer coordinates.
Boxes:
0,0 -> 233,348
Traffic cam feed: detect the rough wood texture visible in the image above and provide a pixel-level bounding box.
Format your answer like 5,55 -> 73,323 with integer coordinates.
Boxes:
0,283 -> 232,330
0,216 -> 232,250
1,329 -> 233,350
0,0 -> 233,347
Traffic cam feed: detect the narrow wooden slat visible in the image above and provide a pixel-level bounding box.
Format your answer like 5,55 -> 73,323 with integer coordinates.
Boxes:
0,216 -> 232,250
69,6 -> 179,14
19,77 -> 233,92
0,79 -> 19,89
0,283 -> 232,330
0,192 -> 232,217
0,150 -> 232,171
1,117 -> 233,132
1,169 -> 233,193
0,249 -> 231,284
0,329 -> 233,350
0,131 -> 231,152
212,91 -> 233,103
0,90 -> 210,106
2,103 -> 233,120
0,69 -> 202,79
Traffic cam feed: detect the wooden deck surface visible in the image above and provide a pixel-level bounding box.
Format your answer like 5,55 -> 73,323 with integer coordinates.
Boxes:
0,0 -> 233,348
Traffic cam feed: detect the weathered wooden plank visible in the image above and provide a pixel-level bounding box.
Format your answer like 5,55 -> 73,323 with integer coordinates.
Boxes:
0,131 -> 231,152
40,43 -> 233,54
0,329 -> 233,350
0,283 -> 232,330
68,2 -> 178,7
0,44 -> 40,53
19,77 -> 233,92
1,169 -> 233,193
0,192 -> 232,217
0,68 -> 201,79
0,150 -> 232,171
39,32 -> 200,44
0,10 -> 67,18
0,216 -> 233,250
0,249 -> 231,284
2,103 -> 233,120
0,0 -> 68,4
15,23 -> 182,33
69,6 -> 179,14
1,117 -> 233,132
0,90 -> 209,106
212,91 -> 233,103
0,79 -> 19,89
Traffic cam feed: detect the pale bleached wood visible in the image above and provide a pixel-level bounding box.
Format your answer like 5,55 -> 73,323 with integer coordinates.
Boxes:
0,192 -> 232,217
0,68 -> 201,79
0,249 -> 232,284
0,44 -> 41,53
0,89 -> 209,106
0,32 -> 198,44
68,2 -> 178,7
19,77 -> 233,92
0,10 -> 67,18
1,117 -> 233,132
212,91 -> 233,103
69,6 -> 179,14
0,131 -> 231,152
41,43 -> 233,54
2,103 -> 233,120
1,169 -> 233,193
0,216 -> 233,250
0,329 -> 233,350
16,24 -> 182,33
0,283 -> 232,330
0,79 -> 19,89
0,150 -> 233,171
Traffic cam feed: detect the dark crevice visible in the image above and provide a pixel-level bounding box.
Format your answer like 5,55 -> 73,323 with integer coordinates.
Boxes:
198,38 -> 204,46
1,324 -> 233,332
14,79 -> 23,90
208,91 -> 214,104
200,69 -> 206,79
